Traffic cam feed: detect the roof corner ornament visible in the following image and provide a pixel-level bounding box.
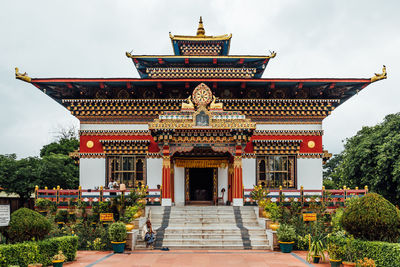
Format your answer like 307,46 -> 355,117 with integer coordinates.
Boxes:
15,67 -> 31,83
196,16 -> 205,36
125,51 -> 133,58
268,50 -> 277,59
181,95 -> 195,110
371,65 -> 387,83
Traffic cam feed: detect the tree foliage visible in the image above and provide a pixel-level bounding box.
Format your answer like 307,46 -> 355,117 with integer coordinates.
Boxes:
326,113 -> 400,205
0,154 -> 41,204
0,131 -> 79,206
40,137 -> 79,158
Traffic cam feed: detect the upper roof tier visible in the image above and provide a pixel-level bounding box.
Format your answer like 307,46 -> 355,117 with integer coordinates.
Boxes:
169,17 -> 232,56
125,53 -> 276,79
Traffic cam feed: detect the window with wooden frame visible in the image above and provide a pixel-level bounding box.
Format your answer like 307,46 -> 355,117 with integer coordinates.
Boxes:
106,155 -> 146,188
256,155 -> 296,188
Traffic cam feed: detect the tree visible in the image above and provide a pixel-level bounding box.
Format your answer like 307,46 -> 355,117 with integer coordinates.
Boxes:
0,154 -> 41,205
323,152 -> 343,189
0,129 -> 79,206
333,113 -> 400,205
40,137 -> 79,158
38,153 -> 79,189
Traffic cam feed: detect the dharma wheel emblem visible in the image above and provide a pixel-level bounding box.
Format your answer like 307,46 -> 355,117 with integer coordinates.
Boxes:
192,83 -> 212,106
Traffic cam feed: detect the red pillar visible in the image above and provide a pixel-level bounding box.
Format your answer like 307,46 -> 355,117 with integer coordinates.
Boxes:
232,145 -> 244,206
161,146 -> 172,206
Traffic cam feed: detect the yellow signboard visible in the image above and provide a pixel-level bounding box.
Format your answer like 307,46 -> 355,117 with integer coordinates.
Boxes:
303,213 -> 317,222
100,213 -> 114,222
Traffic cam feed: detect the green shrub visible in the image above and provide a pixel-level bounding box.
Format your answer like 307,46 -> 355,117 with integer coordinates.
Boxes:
295,234 -> 310,250
7,208 -> 52,243
341,193 -> 400,242
329,236 -> 400,267
71,221 -> 111,250
276,224 -> 296,242
108,222 -> 127,242
0,236 -> 78,267
35,198 -> 53,211
55,209 -> 69,223
331,207 -> 344,232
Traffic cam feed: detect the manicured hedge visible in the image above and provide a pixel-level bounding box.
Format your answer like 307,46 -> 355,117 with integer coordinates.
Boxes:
330,236 -> 400,267
0,236 -> 78,267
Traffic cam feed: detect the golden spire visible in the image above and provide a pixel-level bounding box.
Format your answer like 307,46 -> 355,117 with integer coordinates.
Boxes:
196,16 -> 205,36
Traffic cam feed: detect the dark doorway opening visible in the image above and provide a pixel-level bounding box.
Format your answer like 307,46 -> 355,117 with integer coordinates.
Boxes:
189,168 -> 214,203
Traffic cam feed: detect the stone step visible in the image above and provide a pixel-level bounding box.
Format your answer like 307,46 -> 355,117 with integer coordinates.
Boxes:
160,228 -> 266,235
140,206 -> 268,250
163,233 -> 268,240
163,238 -> 269,246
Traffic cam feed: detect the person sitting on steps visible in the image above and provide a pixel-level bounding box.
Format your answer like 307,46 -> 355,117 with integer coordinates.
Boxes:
142,219 -> 156,249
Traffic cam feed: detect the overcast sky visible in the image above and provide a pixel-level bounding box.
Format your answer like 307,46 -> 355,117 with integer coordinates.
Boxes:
0,0 -> 399,158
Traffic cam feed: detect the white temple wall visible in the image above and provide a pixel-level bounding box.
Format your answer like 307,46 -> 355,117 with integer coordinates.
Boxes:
256,124 -> 322,131
174,167 -> 185,206
242,158 -> 256,189
218,167 -> 228,203
80,124 -> 149,131
147,158 -> 162,190
80,158 -> 106,189
297,158 -> 323,190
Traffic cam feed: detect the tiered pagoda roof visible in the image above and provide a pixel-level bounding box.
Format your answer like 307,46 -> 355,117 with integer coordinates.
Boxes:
15,17 -> 387,122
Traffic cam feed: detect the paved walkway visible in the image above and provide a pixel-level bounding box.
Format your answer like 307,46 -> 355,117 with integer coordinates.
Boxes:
65,250 -> 331,267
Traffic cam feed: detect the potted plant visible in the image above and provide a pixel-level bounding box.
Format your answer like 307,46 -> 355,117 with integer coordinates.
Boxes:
307,233 -> 326,263
276,224 -> 296,253
109,222 -> 127,253
342,238 -> 357,267
327,242 -> 344,267
52,250 -> 66,267
269,202 -> 281,231
35,198 -> 53,215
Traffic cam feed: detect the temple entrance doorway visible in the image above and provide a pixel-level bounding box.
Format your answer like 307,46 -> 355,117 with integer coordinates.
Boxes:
185,168 -> 216,205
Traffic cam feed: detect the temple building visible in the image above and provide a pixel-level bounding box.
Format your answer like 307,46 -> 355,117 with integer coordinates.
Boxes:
16,18 -> 386,206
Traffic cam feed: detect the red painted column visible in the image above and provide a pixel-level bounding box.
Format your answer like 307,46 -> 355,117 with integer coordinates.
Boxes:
232,145 -> 244,206
161,146 -> 172,206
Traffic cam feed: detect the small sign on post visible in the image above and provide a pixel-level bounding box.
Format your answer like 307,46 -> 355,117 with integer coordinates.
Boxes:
0,205 -> 10,227
100,213 -> 114,222
303,213 -> 317,222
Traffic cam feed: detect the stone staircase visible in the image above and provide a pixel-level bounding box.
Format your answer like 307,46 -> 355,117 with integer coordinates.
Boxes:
135,206 -> 269,249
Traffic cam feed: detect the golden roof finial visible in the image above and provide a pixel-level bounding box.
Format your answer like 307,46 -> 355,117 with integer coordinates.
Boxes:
196,16 -> 205,36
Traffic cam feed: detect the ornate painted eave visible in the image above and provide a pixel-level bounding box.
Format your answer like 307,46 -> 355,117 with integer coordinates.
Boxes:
126,53 -> 275,78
